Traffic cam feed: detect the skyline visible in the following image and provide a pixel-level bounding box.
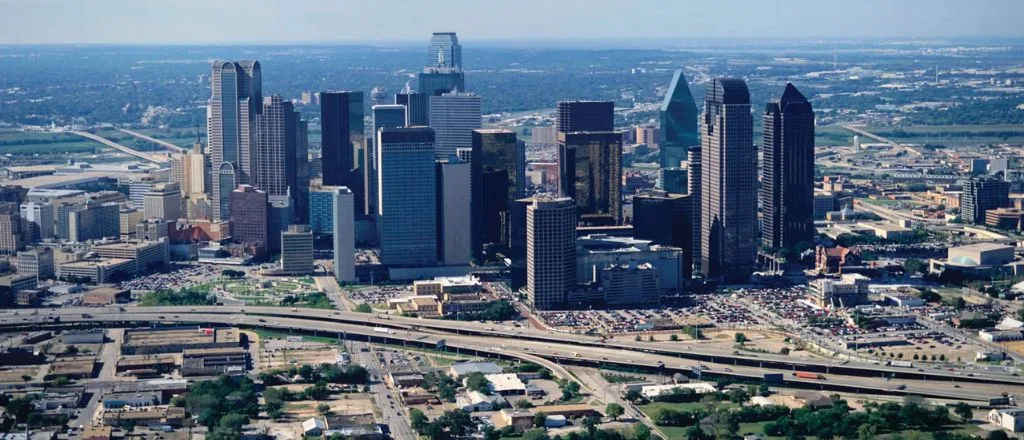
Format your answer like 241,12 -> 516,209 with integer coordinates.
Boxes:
1,0 -> 1023,45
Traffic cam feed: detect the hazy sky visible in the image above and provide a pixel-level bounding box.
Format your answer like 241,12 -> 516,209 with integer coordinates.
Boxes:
2,0 -> 1022,45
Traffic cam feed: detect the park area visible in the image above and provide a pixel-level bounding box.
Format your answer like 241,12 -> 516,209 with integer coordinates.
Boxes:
140,275 -> 332,309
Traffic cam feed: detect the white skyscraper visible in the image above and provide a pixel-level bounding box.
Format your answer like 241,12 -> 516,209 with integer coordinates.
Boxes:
333,187 -> 355,283
428,92 -> 481,158
526,197 -> 576,311
20,201 -> 53,241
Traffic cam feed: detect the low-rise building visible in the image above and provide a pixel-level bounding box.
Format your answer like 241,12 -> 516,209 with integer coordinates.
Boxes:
181,347 -> 247,376
483,373 -> 526,396
988,408 -> 1024,433
450,362 -> 503,378
57,258 -> 135,283
456,390 -> 505,412
101,392 -> 161,409
101,406 -> 184,428
82,287 -> 131,306
809,274 -> 870,308
639,383 -> 717,400
855,221 -> 913,240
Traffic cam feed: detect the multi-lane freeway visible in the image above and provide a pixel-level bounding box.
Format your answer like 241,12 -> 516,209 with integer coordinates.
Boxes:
1,306 -> 1020,403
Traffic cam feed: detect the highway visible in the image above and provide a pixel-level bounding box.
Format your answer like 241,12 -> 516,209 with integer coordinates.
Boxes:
117,129 -> 186,154
66,130 -> 170,163
2,307 -> 1021,403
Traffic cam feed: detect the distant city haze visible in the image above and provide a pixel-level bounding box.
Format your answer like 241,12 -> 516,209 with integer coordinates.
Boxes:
1,0 -> 1023,45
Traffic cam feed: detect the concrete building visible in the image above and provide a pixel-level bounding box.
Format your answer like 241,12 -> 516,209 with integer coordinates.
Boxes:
20,201 -> 53,241
527,197 -> 576,310
700,78 -> 756,282
333,187 -> 355,283
266,194 -> 293,253
987,409 -> 1024,433
986,207 -> 1024,231
577,234 -> 683,290
135,219 -> 169,241
946,243 -> 1015,267
280,225 -> 314,275
143,182 -> 183,222
92,240 -> 170,274
16,247 -> 54,280
68,202 -> 120,243
631,190 -> 694,282
428,92 -> 481,159
809,273 -> 870,308
376,127 -> 437,267
0,203 -> 26,255
229,185 -> 268,249
592,262 -> 660,307
436,157 -> 472,266
58,258 -> 135,283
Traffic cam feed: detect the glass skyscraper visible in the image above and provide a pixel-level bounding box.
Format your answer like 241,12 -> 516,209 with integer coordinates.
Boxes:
761,83 -> 815,252
659,70 -> 700,194
376,127 -> 438,267
320,91 -> 366,214
209,60 -> 261,221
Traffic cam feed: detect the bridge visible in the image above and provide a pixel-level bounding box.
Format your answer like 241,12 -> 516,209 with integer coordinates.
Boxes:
118,128 -> 186,154
2,306 -> 1020,403
67,130 -> 171,163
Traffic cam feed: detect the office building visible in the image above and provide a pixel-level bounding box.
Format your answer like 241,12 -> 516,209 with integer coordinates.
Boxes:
761,83 -> 815,252
557,132 -> 622,225
470,129 -> 519,251
254,96 -> 305,218
333,187 -> 355,283
376,127 -> 438,267
320,91 -> 366,214
93,240 -> 170,274
700,78 -> 756,282
961,177 -> 1010,225
128,175 -> 158,209
143,182 -> 183,222
526,197 -> 576,311
368,104 -> 408,216
309,182 -> 339,235
418,32 -> 465,97
659,70 -> 700,193
632,190 -> 694,281
20,201 -> 53,242
556,101 -> 614,133
295,119 -> 310,224
428,92 -> 481,158
436,157 -> 472,266
136,218 -> 169,241
267,194 -> 293,253
209,60 -> 261,221
69,202 -> 120,243
0,203 -> 26,255
636,126 -> 659,148
577,234 -> 683,291
229,185 -> 268,249
280,225 -> 314,275
396,90 -> 428,126
17,247 -> 54,280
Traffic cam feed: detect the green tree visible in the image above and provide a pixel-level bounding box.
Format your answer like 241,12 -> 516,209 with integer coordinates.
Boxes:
466,372 -> 491,393
734,333 -> 748,344
355,303 -> 373,313
316,403 -> 331,415
409,409 -> 429,433
559,380 -> 581,401
605,403 -> 625,420
953,402 -> 973,422
533,412 -> 547,427
634,423 -> 652,440
669,334 -> 679,342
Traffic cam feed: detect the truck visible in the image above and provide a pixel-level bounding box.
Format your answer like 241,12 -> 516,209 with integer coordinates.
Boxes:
888,360 -> 914,368
763,373 -> 785,383
373,327 -> 393,334
793,371 -> 826,380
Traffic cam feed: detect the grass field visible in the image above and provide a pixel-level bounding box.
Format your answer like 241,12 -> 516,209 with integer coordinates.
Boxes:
0,131 -> 108,155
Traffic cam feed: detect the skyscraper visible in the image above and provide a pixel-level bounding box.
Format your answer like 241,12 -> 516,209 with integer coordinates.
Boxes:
254,96 -> 302,209
659,70 -> 700,194
320,91 -> 366,213
395,91 -> 429,126
526,197 -> 576,311
700,79 -> 756,282
428,92 -> 481,158
632,190 -> 694,282
556,101 -> 622,225
471,129 -> 519,251
68,202 -> 119,243
376,127 -> 438,267
368,104 -> 408,217
961,177 -> 1011,225
142,182 -> 183,221
309,181 -> 339,236
333,187 -> 355,283
761,83 -> 816,252
419,32 -> 465,97
209,60 -> 261,221
267,194 -> 293,253
20,201 -> 53,242
436,157 -> 472,266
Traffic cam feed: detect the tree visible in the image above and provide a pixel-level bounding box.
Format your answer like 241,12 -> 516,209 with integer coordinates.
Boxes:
355,303 -> 373,313
516,399 -> 535,409
669,334 -> 679,342
64,345 -> 78,355
533,412 -> 547,428
409,409 -> 429,433
758,383 -> 771,397
903,259 -> 927,275
522,429 -> 551,440
316,403 -> 331,415
466,372 -> 491,393
989,430 -> 1010,440
625,389 -> 642,402
734,333 -> 748,344
605,403 -> 625,421
953,402 -> 973,423
634,423 -> 652,440
559,380 -> 581,401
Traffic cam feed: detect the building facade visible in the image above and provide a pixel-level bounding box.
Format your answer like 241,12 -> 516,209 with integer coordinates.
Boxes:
961,177 -> 1010,225
229,185 -> 268,249
376,127 -> 438,267
320,91 -> 366,214
526,197 -> 576,311
428,92 -> 481,159
436,158 -> 472,266
700,78 -> 756,282
761,83 -> 815,252
280,225 -> 313,275
208,60 -> 261,221
333,187 -> 355,283
659,70 -> 700,193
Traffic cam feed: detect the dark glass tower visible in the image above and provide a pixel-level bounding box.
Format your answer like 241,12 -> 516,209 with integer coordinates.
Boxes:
556,101 -> 622,225
320,91 -> 366,214
659,70 -> 700,193
395,91 -> 428,126
700,78 -> 756,282
471,129 -> 518,253
556,101 -> 614,133
961,177 -> 1010,224
633,190 -> 695,282
761,83 -> 816,253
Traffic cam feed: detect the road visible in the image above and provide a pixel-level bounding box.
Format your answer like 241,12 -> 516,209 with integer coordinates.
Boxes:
351,341 -> 416,440
314,276 -> 350,311
117,129 -> 186,153
3,308 -> 1021,402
